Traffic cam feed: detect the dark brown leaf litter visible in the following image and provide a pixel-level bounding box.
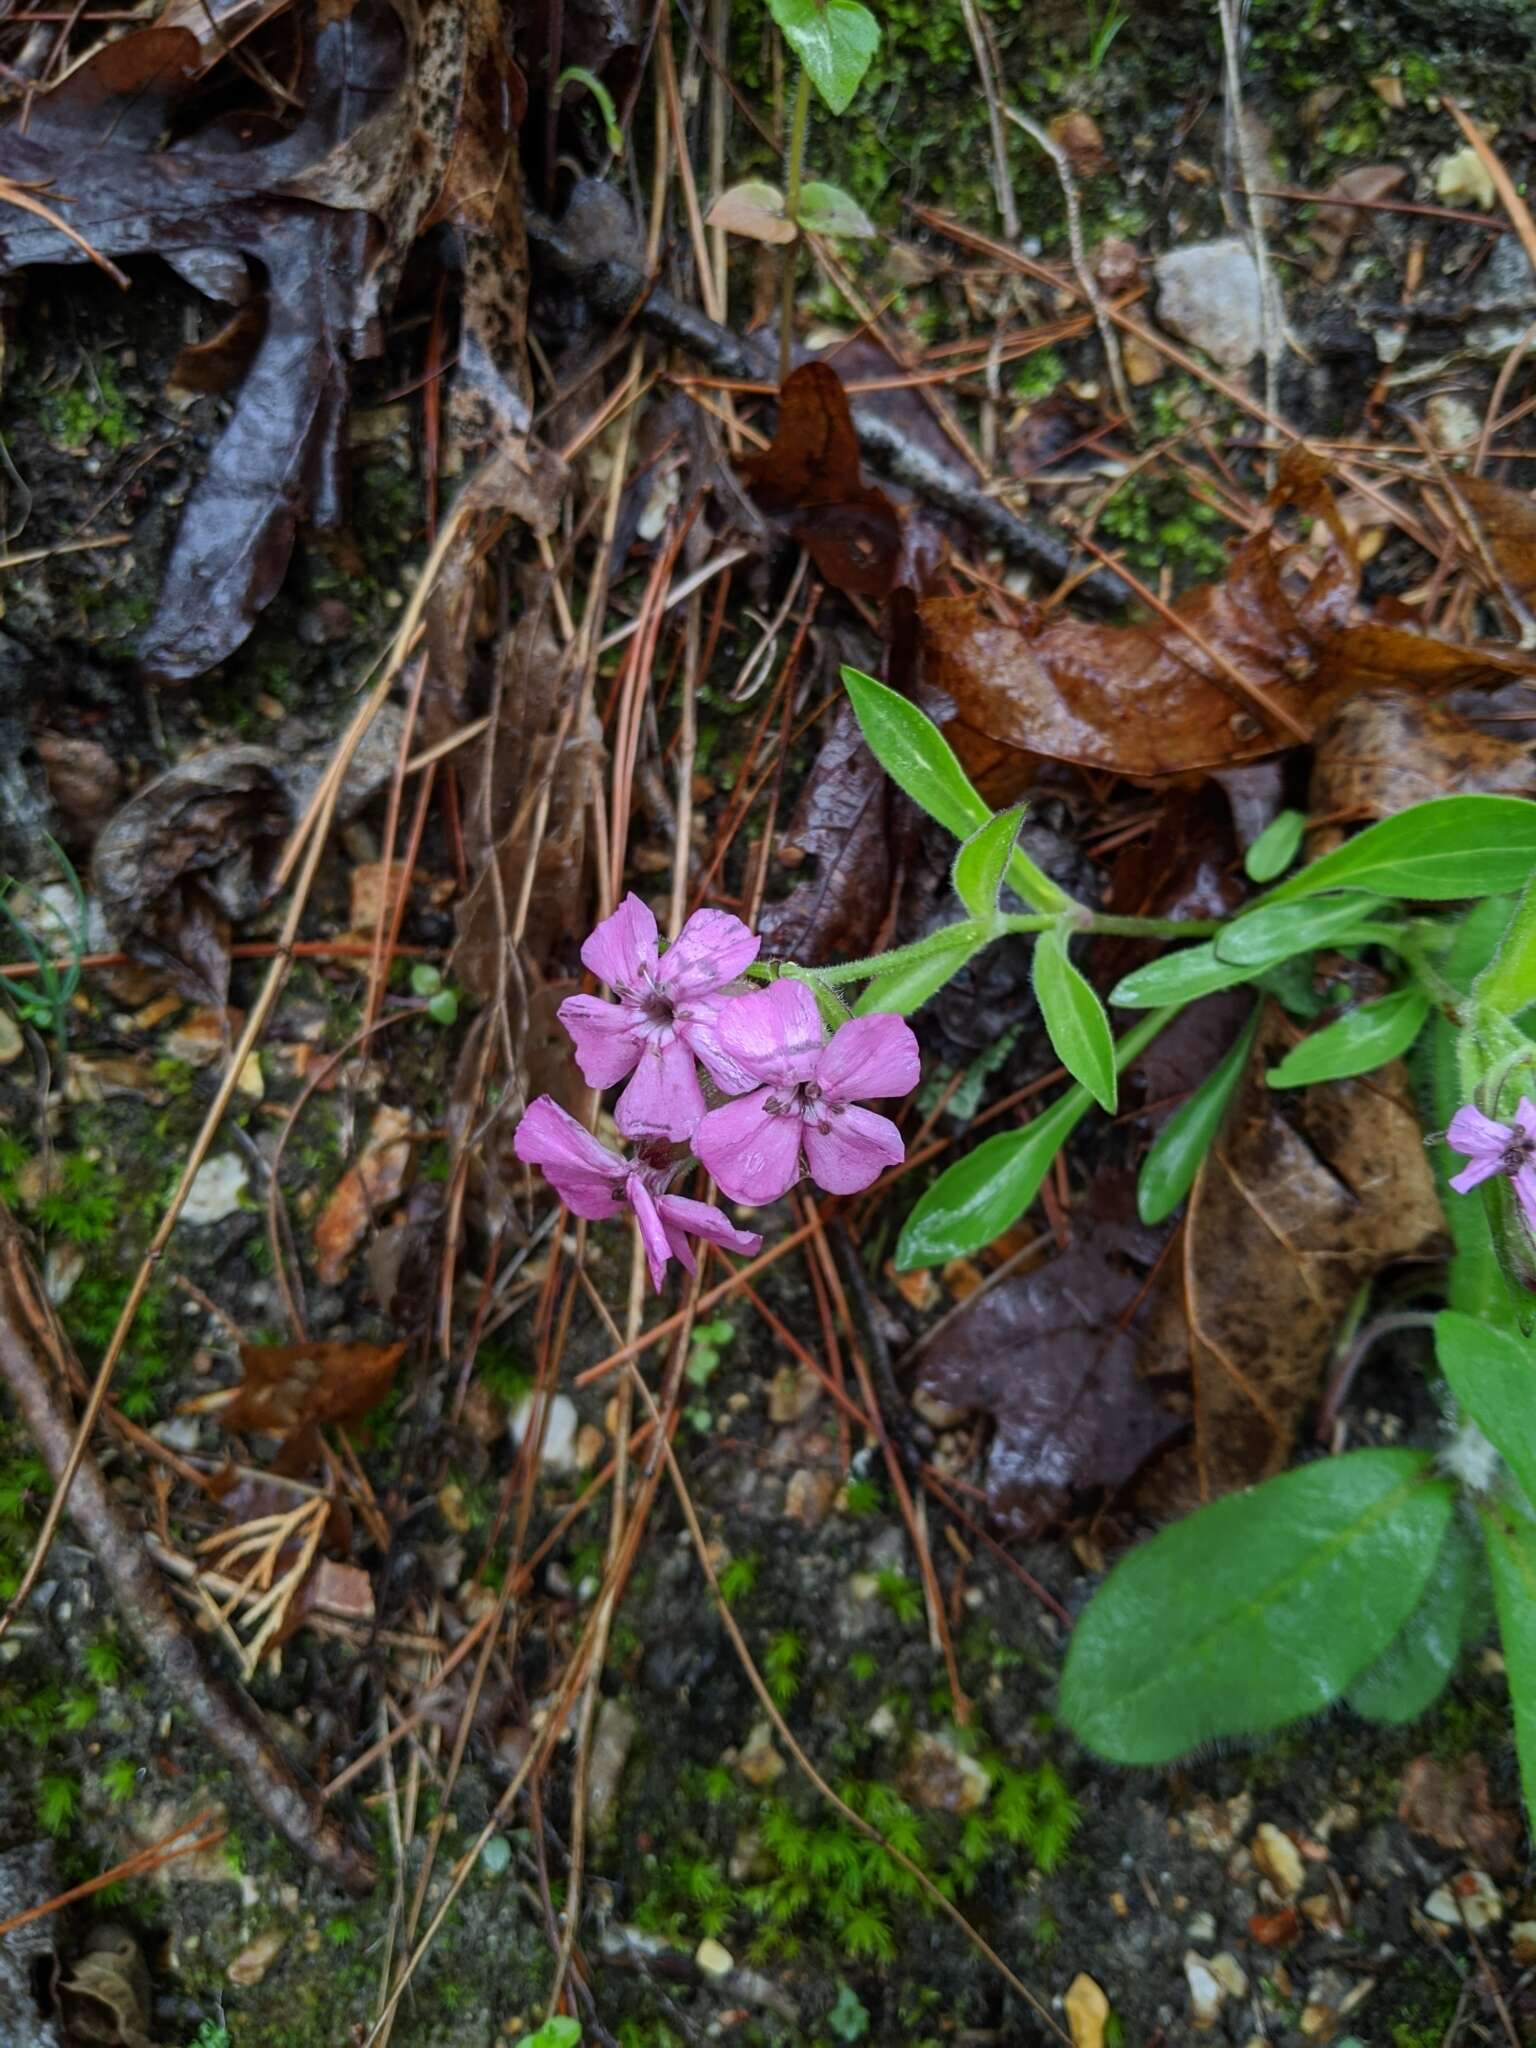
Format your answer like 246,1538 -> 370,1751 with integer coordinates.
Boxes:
1398,1753 -> 1521,1878
1309,688 -> 1536,827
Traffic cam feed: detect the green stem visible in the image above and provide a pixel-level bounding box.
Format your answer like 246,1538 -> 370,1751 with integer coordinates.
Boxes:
777,68 -> 811,383
1476,868 -> 1536,1019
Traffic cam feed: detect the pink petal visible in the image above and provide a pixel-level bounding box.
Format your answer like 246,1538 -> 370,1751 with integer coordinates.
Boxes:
801,1103 -> 905,1195
626,1175 -> 675,1292
1449,1154 -> 1506,1195
659,908 -> 760,1001
658,1191 -> 763,1265
1516,1164 -> 1536,1235
614,1032 -> 707,1142
558,994 -> 642,1088
513,1097 -> 627,1220
679,1005 -> 761,1096
695,1091 -> 804,1204
1516,1098 -> 1536,1145
815,1012 -> 921,1105
714,979 -> 823,1088
581,893 -> 660,993
1447,1103 -> 1511,1160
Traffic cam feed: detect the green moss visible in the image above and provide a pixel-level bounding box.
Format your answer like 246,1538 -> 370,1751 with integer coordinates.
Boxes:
39,360 -> 140,454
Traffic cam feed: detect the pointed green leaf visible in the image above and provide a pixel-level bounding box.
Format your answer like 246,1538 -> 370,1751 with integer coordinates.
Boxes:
1033,926 -> 1116,1113
1437,1310 -> 1536,1514
1244,808 -> 1308,884
855,931 -> 978,1016
1266,986 -> 1431,1089
1262,795 -> 1536,907
767,0 -> 880,112
1346,1515 -> 1476,1724
952,807 -> 1022,919
1061,1450 -> 1455,1764
1137,1005 -> 1259,1225
1216,893 -> 1376,968
895,1087 -> 1087,1269
793,181 -> 876,238
1480,1501 -> 1536,1830
1111,940 -> 1257,1008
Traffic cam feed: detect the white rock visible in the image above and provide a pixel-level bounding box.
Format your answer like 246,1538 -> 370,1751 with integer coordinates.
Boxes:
1436,144 -> 1496,210
1425,1868 -> 1504,1930
1210,1952 -> 1249,2000
1185,1909 -> 1217,1945
511,1392 -> 580,1473
1253,1821 -> 1306,1898
1154,239 -> 1264,368
181,1152 -> 249,1226
694,1937 -> 733,1978
1184,1950 -> 1226,2028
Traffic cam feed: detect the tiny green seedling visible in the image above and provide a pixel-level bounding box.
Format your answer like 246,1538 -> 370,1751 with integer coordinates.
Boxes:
0,835 -> 89,1058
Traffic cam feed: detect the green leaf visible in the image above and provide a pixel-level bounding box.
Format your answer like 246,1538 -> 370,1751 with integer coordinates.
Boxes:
1137,1005 -> 1259,1225
1480,1501 -> 1536,1830
1110,939 -> 1256,1008
1262,795 -> 1536,907
855,931 -> 978,1016
793,180 -> 876,238
1217,893 -> 1377,969
1033,926 -> 1116,1113
952,807 -> 1022,919
767,0 -> 880,112
1266,987 -> 1430,1089
1346,1515 -> 1475,1724
513,2022 -> 582,2048
1244,808 -> 1308,884
706,179 -> 797,245
841,668 -> 1069,912
1060,1449 -> 1455,1763
1437,1310 -> 1536,1513
896,1088 -> 1086,1269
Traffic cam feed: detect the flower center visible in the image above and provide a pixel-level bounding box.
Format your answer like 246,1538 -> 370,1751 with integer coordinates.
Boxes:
1502,1135 -> 1535,1176
762,1081 -> 841,1132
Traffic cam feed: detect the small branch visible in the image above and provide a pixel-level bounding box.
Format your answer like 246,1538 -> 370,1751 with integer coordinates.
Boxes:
529,199 -> 1131,611
0,1212 -> 375,1895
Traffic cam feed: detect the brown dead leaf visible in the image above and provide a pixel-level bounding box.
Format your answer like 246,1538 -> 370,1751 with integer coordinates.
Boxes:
1307,165 -> 1407,281
1137,1004 -> 1444,1503
1453,475 -> 1536,620
740,362 -> 904,600
313,1103 -> 417,1286
222,1337 -> 405,1435
706,179 -> 797,245
924,463 -> 1536,783
1398,1754 -> 1520,1878
1048,110 -> 1109,178
1309,689 -> 1535,824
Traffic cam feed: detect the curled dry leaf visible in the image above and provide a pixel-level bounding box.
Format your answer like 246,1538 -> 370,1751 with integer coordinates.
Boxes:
1306,164 -> 1407,281
706,179 -> 797,246
917,1174 -> 1182,1533
313,1103 -> 418,1286
741,362 -> 905,600
58,1927 -> 153,2048
1135,1003 -> 1444,1504
1047,109 -> 1109,178
924,459 -> 1536,782
222,1337 -> 406,1436
92,744 -> 292,1005
1309,689 -> 1536,827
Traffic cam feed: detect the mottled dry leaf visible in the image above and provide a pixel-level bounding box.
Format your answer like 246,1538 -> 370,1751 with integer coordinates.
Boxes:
1456,475 -> 1536,617
313,1104 -> 417,1286
1309,689 -> 1536,826
1398,1754 -> 1519,1877
1307,164 -> 1406,280
1137,1004 -> 1444,1503
741,362 -> 904,600
223,1337 -> 405,1434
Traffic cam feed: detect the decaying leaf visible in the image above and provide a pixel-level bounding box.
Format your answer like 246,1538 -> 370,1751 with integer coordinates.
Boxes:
758,695 -> 917,964
741,362 -> 905,600
313,1103 -> 418,1286
924,462 -> 1536,782
57,1927 -> 153,2048
706,179 -> 797,245
1306,164 -> 1407,281
1137,1004 -> 1444,1503
1453,475 -> 1536,623
1309,689 -> 1536,825
221,1337 -> 406,1435
1398,1753 -> 1520,1877
917,1174 -> 1183,1532
92,745 -> 292,1004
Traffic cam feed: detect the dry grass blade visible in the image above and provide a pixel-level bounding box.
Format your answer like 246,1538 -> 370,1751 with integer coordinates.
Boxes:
0,173 -> 128,285
1444,99 -> 1536,281
0,1811 -> 225,1940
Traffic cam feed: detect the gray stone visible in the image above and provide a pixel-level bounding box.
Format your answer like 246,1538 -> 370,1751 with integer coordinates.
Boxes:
1154,239 -> 1264,369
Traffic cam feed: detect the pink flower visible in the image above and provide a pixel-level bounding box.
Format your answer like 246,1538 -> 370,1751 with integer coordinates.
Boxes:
694,979 -> 919,1205
558,895 -> 760,1142
512,1096 -> 762,1291
1447,1097 -> 1536,1229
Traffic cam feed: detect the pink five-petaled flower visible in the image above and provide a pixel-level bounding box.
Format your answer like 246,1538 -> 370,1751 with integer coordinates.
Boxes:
557,894 -> 760,1142
513,1096 -> 762,1292
1447,1097 -> 1536,1231
694,978 -> 920,1206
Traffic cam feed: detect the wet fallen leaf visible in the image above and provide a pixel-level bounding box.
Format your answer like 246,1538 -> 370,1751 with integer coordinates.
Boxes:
1136,1004 -> 1444,1503
757,695 -> 917,964
58,1927 -> 153,2048
924,462 -> 1535,782
1454,475 -> 1536,619
313,1103 -> 418,1285
1308,689 -> 1536,826
1306,165 -> 1407,281
92,744 -> 293,1004
916,1174 -> 1182,1532
740,362 -> 904,600
1398,1754 -> 1520,1878
222,1337 -> 406,1436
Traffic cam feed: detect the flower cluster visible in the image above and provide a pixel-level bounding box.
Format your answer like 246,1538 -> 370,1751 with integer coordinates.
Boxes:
514,895 -> 920,1289
1447,1097 -> 1536,1230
